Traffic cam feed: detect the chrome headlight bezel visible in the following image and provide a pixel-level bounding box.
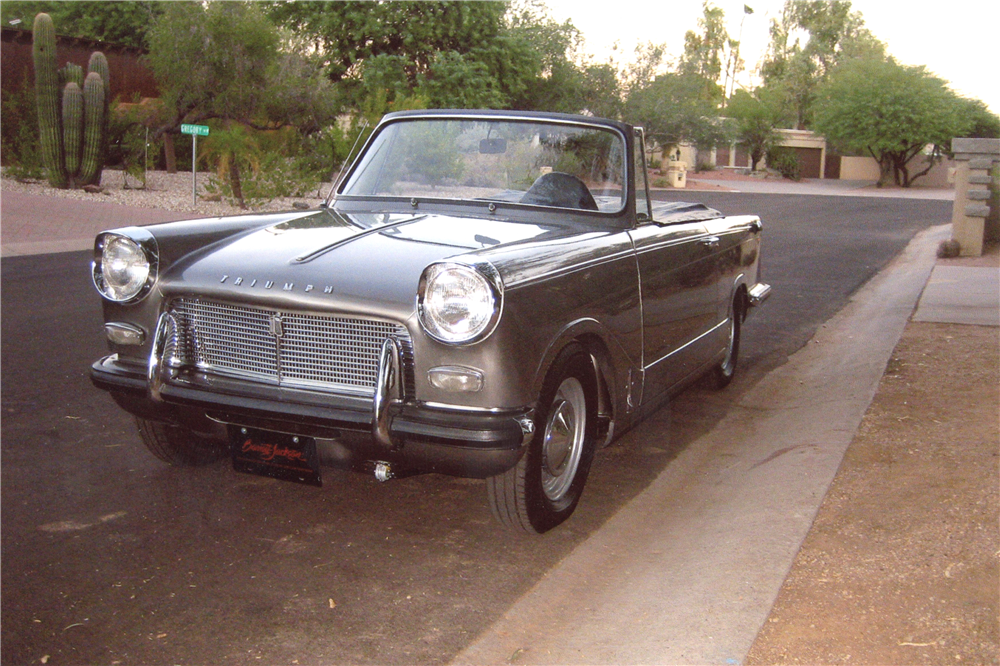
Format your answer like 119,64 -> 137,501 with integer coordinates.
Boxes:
92,229 -> 159,303
417,261 -> 503,345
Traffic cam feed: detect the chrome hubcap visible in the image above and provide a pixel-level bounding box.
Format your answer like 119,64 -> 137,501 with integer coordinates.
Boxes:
541,377 -> 586,502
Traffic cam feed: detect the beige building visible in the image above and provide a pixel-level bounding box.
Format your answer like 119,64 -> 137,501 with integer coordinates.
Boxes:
712,129 -> 828,178
664,128 -> 956,187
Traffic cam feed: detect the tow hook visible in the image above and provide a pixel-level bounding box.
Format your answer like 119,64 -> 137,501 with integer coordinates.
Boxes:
373,461 -> 394,482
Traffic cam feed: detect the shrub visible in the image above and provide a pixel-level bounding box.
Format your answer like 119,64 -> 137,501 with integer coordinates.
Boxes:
205,151 -> 325,208
767,147 -> 800,181
1,85 -> 45,181
986,164 -> 999,242
106,103 -> 158,188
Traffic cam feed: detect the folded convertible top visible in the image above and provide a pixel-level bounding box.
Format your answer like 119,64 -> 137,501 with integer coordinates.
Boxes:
650,201 -> 724,224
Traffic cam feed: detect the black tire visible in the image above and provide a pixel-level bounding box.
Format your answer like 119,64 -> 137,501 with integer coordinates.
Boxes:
135,417 -> 228,466
487,345 -> 597,533
712,294 -> 743,389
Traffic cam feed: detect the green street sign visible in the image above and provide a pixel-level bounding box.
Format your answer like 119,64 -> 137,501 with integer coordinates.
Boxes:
180,123 -> 209,136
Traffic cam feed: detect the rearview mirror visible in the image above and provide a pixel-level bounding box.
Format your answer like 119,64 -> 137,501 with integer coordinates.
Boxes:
479,138 -> 507,154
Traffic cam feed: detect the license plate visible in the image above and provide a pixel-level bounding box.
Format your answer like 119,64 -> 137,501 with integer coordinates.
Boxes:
229,426 -> 322,487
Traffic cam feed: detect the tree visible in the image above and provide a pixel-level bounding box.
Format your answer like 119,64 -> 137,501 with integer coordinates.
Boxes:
263,1 -> 508,84
147,2 -> 336,132
258,38 -> 340,136
624,73 -> 729,153
199,123 -> 261,209
146,2 -> 336,192
813,58 -> 969,187
725,89 -> 781,170
496,1 -> 585,113
579,63 -> 623,120
722,4 -> 754,104
955,98 -> 1000,139
0,1 -> 165,49
678,1 -> 728,104
622,41 -> 666,99
760,0 -> 885,128
147,2 -> 279,127
417,52 -> 506,109
265,0 -> 586,115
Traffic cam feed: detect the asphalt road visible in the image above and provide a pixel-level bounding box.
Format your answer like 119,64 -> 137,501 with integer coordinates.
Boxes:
0,193 -> 950,665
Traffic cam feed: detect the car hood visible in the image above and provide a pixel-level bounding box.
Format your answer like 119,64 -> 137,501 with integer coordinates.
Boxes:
158,208 -> 605,317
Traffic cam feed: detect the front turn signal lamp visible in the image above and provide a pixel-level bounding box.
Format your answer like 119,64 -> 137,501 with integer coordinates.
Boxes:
428,366 -> 485,393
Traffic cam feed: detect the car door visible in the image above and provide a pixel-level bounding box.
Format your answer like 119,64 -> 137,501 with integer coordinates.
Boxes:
627,128 -> 719,402
629,221 -> 719,400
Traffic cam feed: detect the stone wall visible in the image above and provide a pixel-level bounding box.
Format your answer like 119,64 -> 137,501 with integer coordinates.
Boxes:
950,138 -> 1000,256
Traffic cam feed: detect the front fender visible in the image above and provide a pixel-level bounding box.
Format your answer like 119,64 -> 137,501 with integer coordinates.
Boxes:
531,317 -> 639,439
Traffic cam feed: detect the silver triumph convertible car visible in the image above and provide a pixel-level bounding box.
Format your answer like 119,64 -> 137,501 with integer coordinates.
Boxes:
91,110 -> 771,533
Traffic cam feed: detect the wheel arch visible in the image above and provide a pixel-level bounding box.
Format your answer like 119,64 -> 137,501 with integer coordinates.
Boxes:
531,319 -> 624,446
729,273 -> 751,322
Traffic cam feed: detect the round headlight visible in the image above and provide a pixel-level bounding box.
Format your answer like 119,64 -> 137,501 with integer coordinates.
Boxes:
418,263 -> 502,344
93,233 -> 155,302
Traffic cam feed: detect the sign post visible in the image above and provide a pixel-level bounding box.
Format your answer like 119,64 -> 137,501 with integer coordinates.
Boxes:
180,124 -> 210,207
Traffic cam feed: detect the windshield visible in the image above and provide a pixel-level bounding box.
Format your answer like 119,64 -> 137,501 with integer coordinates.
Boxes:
340,117 -> 626,213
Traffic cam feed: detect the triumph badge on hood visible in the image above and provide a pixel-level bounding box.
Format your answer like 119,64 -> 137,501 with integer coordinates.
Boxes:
220,275 -> 335,294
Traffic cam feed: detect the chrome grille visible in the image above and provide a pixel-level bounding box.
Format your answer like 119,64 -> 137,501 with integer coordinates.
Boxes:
168,298 -> 411,396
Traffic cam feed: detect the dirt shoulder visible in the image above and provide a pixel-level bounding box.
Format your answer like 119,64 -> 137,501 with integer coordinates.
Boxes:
746,316 -> 999,664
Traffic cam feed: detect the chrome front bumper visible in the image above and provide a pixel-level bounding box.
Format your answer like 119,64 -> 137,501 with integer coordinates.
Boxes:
92,352 -> 533,478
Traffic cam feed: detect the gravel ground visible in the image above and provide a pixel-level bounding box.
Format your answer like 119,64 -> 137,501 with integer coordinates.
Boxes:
1,169 -> 333,217
3,165 -> 797,209
3,167 -> 747,208
746,320 -> 999,665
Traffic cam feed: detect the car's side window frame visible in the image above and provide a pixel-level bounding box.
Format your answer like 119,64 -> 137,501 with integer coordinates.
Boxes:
633,127 -> 653,224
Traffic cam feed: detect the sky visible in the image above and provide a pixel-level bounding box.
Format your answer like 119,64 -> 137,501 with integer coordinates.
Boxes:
543,0 -> 999,114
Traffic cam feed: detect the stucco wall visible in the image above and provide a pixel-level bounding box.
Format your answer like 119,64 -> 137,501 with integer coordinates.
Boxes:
838,157 -> 881,180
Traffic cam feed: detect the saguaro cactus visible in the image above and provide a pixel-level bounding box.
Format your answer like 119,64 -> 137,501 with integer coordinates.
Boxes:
80,73 -> 106,186
32,13 -> 111,189
33,13 -> 67,188
85,52 -> 110,186
62,82 -> 83,183
60,62 -> 83,90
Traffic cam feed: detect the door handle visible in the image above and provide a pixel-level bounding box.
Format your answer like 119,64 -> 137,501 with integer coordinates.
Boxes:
699,236 -> 721,249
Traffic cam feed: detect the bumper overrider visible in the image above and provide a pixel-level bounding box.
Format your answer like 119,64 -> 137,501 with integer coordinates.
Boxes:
90,336 -> 534,479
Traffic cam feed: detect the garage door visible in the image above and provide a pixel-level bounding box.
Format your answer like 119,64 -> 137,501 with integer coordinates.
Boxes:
794,147 -> 823,179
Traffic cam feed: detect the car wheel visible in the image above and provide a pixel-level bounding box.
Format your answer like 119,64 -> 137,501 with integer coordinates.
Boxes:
713,294 -> 743,389
487,345 -> 597,533
135,417 -> 228,466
